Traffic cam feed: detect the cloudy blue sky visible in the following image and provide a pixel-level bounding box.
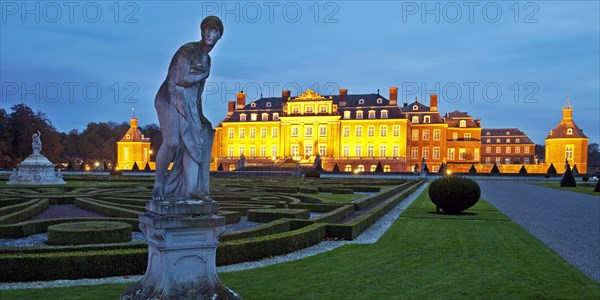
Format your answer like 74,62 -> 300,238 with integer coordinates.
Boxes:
1,1 -> 598,145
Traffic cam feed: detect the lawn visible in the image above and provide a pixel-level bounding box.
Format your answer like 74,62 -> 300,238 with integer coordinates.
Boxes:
536,182 -> 600,196
2,187 -> 599,299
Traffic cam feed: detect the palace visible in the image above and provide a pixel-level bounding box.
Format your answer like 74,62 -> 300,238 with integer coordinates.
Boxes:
207,88 -> 587,174
116,114 -> 152,170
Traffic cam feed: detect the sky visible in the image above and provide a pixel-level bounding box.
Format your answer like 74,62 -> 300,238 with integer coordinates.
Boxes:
1,1 -> 599,145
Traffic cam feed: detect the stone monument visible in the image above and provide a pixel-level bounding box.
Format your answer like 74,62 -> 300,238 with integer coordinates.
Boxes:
7,130 -> 65,185
419,157 -> 427,179
122,16 -> 241,300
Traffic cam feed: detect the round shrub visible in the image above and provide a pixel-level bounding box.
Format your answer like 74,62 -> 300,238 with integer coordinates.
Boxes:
48,221 -> 132,245
428,176 -> 481,214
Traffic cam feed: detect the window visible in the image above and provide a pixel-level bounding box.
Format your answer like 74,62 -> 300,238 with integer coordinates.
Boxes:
506,131 -> 511,135
453,133 -> 458,141
292,106 -> 299,114
524,157 -> 529,164
305,126 -> 313,137
384,165 -> 391,172
306,106 -> 314,113
357,165 -> 365,172
368,126 -> 375,137
356,126 -> 363,137
413,105 -> 418,110
487,139 -> 491,143
272,146 -> 277,158
459,148 -> 466,160
380,145 -> 386,157
515,147 -> 520,154
565,145 -> 574,160
250,113 -> 257,121
344,111 -> 351,119
370,165 -> 377,172
496,147 -> 500,154
260,146 -> 266,157
367,145 -> 374,157
250,128 -> 256,138
506,146 -> 511,154
320,105 -> 327,113
126,134 -> 130,140
345,164 -> 352,172
448,148 -> 455,160
381,110 -> 388,118
266,102 -> 271,108
495,156 -> 501,164
486,146 -> 491,153
377,98 -> 383,104
506,138 -> 511,143
272,127 -> 278,138
291,126 -> 299,137
474,148 -> 479,160
356,110 -> 364,119
239,128 -> 245,138
486,131 -> 491,136
459,120 -> 466,127
412,116 -> 419,123
240,114 -> 247,121
393,125 -> 400,137
358,99 -> 365,104
319,145 -> 326,156
411,147 -> 418,159
261,113 -> 269,121
496,139 -> 501,143
228,146 -> 234,157
249,146 -> 256,157
422,147 -> 429,159
423,116 -> 431,123
524,147 -> 530,154
567,128 -> 573,135
423,130 -> 430,140
229,164 -> 235,171
239,146 -> 245,155
412,129 -> 419,141
485,157 -> 491,164
380,126 -> 387,137
433,129 -> 441,140
260,127 -> 267,138
355,145 -> 362,157
343,145 -> 350,157
291,145 -> 298,156
250,102 -> 256,108
228,128 -> 234,139
464,133 -> 471,141
433,147 -> 440,159
516,138 -> 520,143
393,145 -> 399,158
273,113 -> 279,120
305,145 -> 313,156
368,110 -> 376,119
505,158 -> 510,164
343,126 -> 350,137
320,125 -> 327,137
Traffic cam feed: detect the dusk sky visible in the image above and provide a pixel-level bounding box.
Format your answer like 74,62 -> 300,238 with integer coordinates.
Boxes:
1,1 -> 598,145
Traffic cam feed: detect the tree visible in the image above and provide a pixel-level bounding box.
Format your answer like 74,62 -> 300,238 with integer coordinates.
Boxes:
375,161 -> 384,173
217,163 -> 224,171
143,162 -> 151,171
142,124 -> 163,154
595,177 -> 600,193
424,163 -> 429,173
560,164 -> 577,187
490,163 -> 500,174
547,163 -> 557,174
438,163 -> 447,175
588,143 -> 600,167
469,164 -> 477,174
519,165 -> 527,174
131,162 -> 140,171
332,163 -> 339,172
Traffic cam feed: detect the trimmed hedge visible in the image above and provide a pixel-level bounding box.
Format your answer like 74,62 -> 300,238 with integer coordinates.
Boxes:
247,208 -> 310,223
0,199 -> 42,216
288,203 -> 344,212
331,188 -> 354,194
352,182 -> 411,211
75,198 -> 141,218
299,187 -> 319,194
311,205 -> 354,223
219,211 -> 242,224
47,221 -> 132,245
220,218 -> 291,242
0,217 -> 139,239
0,199 -> 48,225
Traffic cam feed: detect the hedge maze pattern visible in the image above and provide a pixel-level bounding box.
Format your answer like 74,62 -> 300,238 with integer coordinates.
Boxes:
0,177 -> 423,282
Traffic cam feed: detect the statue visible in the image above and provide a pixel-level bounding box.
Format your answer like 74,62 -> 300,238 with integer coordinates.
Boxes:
32,130 -> 41,155
152,16 -> 223,201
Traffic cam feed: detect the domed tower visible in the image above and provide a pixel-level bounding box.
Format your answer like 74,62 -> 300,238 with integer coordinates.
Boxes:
545,98 -> 588,172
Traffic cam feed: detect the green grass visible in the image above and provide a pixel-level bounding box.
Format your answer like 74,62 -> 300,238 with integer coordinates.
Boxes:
306,193 -> 365,203
536,182 -> 600,196
2,188 -> 599,299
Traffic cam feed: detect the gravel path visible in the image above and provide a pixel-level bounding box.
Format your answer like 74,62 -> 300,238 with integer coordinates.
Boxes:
477,181 -> 600,282
31,204 -> 106,220
0,183 -> 428,290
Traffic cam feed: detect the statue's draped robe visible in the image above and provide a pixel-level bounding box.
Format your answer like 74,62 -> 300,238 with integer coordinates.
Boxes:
155,42 -> 214,198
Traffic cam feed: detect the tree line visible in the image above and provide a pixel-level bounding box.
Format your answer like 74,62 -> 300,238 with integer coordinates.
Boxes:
0,104 -> 162,169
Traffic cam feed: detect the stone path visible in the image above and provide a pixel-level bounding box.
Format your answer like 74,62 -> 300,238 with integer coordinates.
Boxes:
477,181 -> 600,282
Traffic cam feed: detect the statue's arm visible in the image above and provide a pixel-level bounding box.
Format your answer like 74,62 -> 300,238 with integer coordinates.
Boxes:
173,50 -> 209,88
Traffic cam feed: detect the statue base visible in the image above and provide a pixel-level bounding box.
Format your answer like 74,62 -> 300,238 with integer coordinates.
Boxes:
121,199 -> 242,300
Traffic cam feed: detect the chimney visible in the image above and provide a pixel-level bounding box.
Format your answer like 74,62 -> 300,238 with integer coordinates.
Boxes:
282,90 -> 291,103
430,94 -> 438,112
389,87 -> 398,106
403,102 -> 408,107
339,88 -> 348,106
227,101 -> 235,114
236,91 -> 245,109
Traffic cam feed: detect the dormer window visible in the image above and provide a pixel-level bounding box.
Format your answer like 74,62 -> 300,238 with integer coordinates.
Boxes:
368,110 -> 376,119
377,98 -> 383,104
356,110 -> 363,119
486,131 -> 491,136
506,131 -> 510,135
487,139 -> 491,143
273,113 -> 279,120
506,138 -> 511,143
261,113 -> 269,121
413,105 -> 418,111
423,116 -> 431,123
250,113 -> 258,121
459,120 -> 466,128
240,114 -> 247,121
567,128 -> 573,135
380,110 -> 388,118
344,111 -> 351,119
250,102 -> 256,108
411,116 -> 419,123
496,139 -> 501,143
126,134 -> 131,139
266,102 -> 271,108
516,138 -> 520,143
358,99 -> 365,105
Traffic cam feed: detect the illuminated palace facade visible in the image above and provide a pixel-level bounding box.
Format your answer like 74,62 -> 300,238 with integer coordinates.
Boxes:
211,88 -> 585,173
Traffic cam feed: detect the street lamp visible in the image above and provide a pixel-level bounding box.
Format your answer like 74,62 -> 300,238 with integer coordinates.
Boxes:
94,161 -> 100,171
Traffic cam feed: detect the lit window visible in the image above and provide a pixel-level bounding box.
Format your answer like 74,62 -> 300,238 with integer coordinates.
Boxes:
344,111 -> 351,119
567,128 -> 573,135
126,134 -> 130,139
380,145 -> 386,157
380,126 -> 387,137
433,147 -> 440,159
422,147 -> 429,159
260,127 -> 267,138
367,145 -> 374,157
240,114 -> 247,121
516,138 -> 520,143
448,148 -> 455,160
381,110 -> 388,118
368,110 -> 376,119
506,131 -> 510,135
250,128 -> 256,138
486,146 -> 491,153
433,129 -> 440,141
393,125 -> 400,137
486,131 -> 491,136
251,102 -> 256,108
272,127 -> 278,138
357,165 -> 365,172
506,146 -> 511,154
453,133 -> 458,141
459,148 -> 466,160
305,145 -> 313,156
423,116 -> 431,123
565,145 -> 574,160
356,110 -> 364,119
273,113 -> 279,120
292,106 -> 299,114
272,146 -> 277,158
358,99 -> 365,104
319,145 -> 326,156
291,126 -> 299,137
412,116 -> 419,123
370,165 -> 377,172
423,130 -> 430,140
356,126 -> 362,137
343,126 -> 350,137
228,146 -> 234,157
250,114 -> 257,121
459,120 -> 466,128
345,164 -> 352,172
413,105 -> 418,110
496,147 -> 500,154
377,98 -> 383,104
393,145 -> 399,157
506,138 -> 511,143
496,139 -> 501,143
239,128 -> 245,138
464,133 -> 471,141
260,146 -> 266,157
261,113 -> 269,121
305,126 -> 313,137
228,128 -> 234,139
515,147 -> 520,153
355,145 -> 362,157
384,165 -> 391,172
249,146 -> 256,157
229,164 -> 235,171
524,147 -> 529,154
411,147 -> 418,159
306,106 -> 314,113
239,146 -> 244,155
320,125 -> 327,136
343,145 -> 350,157
412,129 -> 419,141
266,102 -> 271,108
320,105 -> 327,113
487,139 -> 491,143
368,126 -> 374,137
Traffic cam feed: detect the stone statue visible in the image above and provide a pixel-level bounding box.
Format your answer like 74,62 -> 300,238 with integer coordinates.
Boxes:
32,130 -> 41,155
152,16 -> 223,201
236,154 -> 246,170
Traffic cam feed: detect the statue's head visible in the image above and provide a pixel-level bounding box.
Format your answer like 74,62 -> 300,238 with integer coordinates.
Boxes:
200,16 -> 223,47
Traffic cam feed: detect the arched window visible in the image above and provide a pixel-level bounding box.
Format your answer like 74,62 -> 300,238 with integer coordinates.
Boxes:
506,138 -> 511,143
261,113 -> 269,121
423,116 -> 431,123
344,111 -> 351,119
357,165 -> 365,172
368,110 -> 376,119
567,128 -> 573,135
506,131 -> 510,135
370,165 -> 377,172
496,139 -> 501,143
358,99 -> 365,105
486,131 -> 491,135
344,164 -> 352,172
384,165 -> 391,172
380,110 -> 388,118
273,113 -> 279,120
459,120 -> 466,128
356,110 -> 364,119
412,116 -> 419,123
266,102 -> 272,108
229,164 -> 236,171
516,138 -> 520,143
250,113 -> 258,121
240,114 -> 247,121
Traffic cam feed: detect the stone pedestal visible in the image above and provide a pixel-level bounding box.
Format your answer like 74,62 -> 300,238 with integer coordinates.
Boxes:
121,199 -> 241,300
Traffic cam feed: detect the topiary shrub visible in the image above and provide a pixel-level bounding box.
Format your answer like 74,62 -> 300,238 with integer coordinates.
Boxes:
375,162 -> 384,173
332,163 -> 339,172
428,176 -> 481,214
304,170 -> 321,178
469,165 -> 477,174
490,163 -> 500,174
47,221 -> 132,245
560,164 -> 577,187
519,165 -> 527,174
547,163 -> 557,174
